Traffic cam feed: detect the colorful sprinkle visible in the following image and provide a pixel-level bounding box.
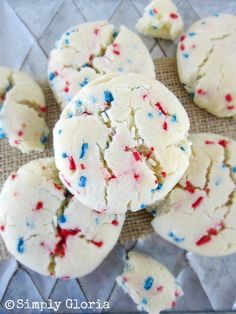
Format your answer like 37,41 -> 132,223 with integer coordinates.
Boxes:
232,166 -> 236,173
147,112 -> 154,118
104,90 -> 114,103
218,139 -> 228,148
168,231 -> 185,243
49,72 -> 55,81
17,238 -> 25,254
62,152 -> 67,158
225,94 -> 233,102
185,181 -> 195,194
180,35 -> 186,42
189,32 -> 196,37
140,204 -> 146,209
58,214 -> 67,224
144,277 -> 154,290
197,89 -> 207,95
35,201 -> 43,210
0,128 -> 6,139
80,78 -> 89,88
91,240 -> 103,247
79,143 -> 89,159
192,196 -> 204,209
170,12 -> 178,19
40,134 -> 48,144
68,156 -> 76,171
183,52 -> 189,58
196,235 -> 211,246
111,220 -> 119,226
79,176 -> 87,187
75,99 -> 83,107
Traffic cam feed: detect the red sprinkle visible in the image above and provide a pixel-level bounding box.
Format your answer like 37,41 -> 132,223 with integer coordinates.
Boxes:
205,140 -> 214,145
133,151 -> 141,161
35,201 -> 43,210
218,139 -> 228,148
175,290 -> 180,297
153,8 -> 158,14
172,301 -> 177,308
94,27 -> 100,35
227,105 -> 234,110
53,183 -> 62,190
89,54 -> 94,62
225,94 -> 233,102
107,174 -> 117,181
157,286 -> 163,292
155,102 -> 168,115
208,228 -> 218,236
145,147 -> 154,159
170,12 -> 178,19
18,130 -> 24,137
112,220 -> 119,226
91,240 -> 103,247
197,89 -> 206,95
192,196 -> 203,209
39,106 -> 47,113
68,156 -> 76,171
180,44 -> 185,51
0,225 -> 5,231
162,121 -> 168,131
185,181 -> 195,194
80,163 -> 85,170
53,228 -> 80,257
133,173 -> 139,181
64,86 -> 69,93
11,174 -> 17,180
161,171 -> 167,177
113,49 -> 120,55
143,94 -> 148,100
180,35 -> 186,42
196,235 -> 211,246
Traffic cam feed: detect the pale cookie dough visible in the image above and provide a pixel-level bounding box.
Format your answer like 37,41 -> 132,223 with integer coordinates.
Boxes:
53,73 -> 191,214
116,251 -> 183,314
152,133 -> 236,256
0,67 -> 49,152
177,14 -> 236,118
0,158 -> 125,278
48,21 -> 155,110
136,0 -> 184,41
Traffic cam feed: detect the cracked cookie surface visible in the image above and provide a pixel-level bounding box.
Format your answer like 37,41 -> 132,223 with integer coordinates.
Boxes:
177,14 -> 236,118
0,66 -> 49,153
0,158 -> 125,278
116,251 -> 183,314
53,73 -> 191,214
152,133 -> 236,256
48,21 -> 155,110
136,0 -> 184,41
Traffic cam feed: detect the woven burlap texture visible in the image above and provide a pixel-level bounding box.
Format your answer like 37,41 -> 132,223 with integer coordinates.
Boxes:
0,58 -> 236,260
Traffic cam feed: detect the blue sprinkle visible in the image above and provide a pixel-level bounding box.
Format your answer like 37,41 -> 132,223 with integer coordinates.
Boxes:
66,31 -> 70,36
189,32 -> 196,37
232,166 -> 236,173
75,99 -> 83,107
67,111 -> 73,118
180,146 -> 185,151
49,72 -> 55,81
62,152 -> 67,158
40,134 -> 48,144
104,90 -> 114,103
150,209 -> 157,216
144,277 -> 154,290
79,176 -> 87,187
183,52 -> 189,58
113,31 -> 118,38
0,128 -> 7,139
142,298 -> 147,305
58,129 -> 62,135
149,9 -> 154,16
80,78 -> 89,88
79,143 -> 89,159
171,114 -> 177,122
64,38 -> 69,45
140,204 -> 146,209
151,183 -> 163,193
95,218 -> 100,225
190,92 -> 195,98
147,112 -> 154,118
82,63 -> 90,68
58,214 -> 67,224
168,231 -> 184,243
17,238 -> 25,254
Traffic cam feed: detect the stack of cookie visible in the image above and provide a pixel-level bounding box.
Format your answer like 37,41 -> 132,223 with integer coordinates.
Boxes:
0,0 -> 236,313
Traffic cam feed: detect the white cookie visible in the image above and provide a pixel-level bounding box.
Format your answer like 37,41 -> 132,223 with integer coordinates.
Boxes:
53,73 -> 191,214
0,158 -> 125,278
152,133 -> 236,256
0,67 -> 49,152
136,0 -> 184,41
177,14 -> 236,118
48,21 -> 155,110
116,251 -> 183,314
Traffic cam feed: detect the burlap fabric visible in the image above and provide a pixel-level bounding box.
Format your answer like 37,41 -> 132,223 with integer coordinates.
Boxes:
0,58 -> 235,259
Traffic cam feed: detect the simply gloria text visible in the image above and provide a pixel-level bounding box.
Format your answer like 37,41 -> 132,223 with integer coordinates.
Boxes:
4,298 -> 110,312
